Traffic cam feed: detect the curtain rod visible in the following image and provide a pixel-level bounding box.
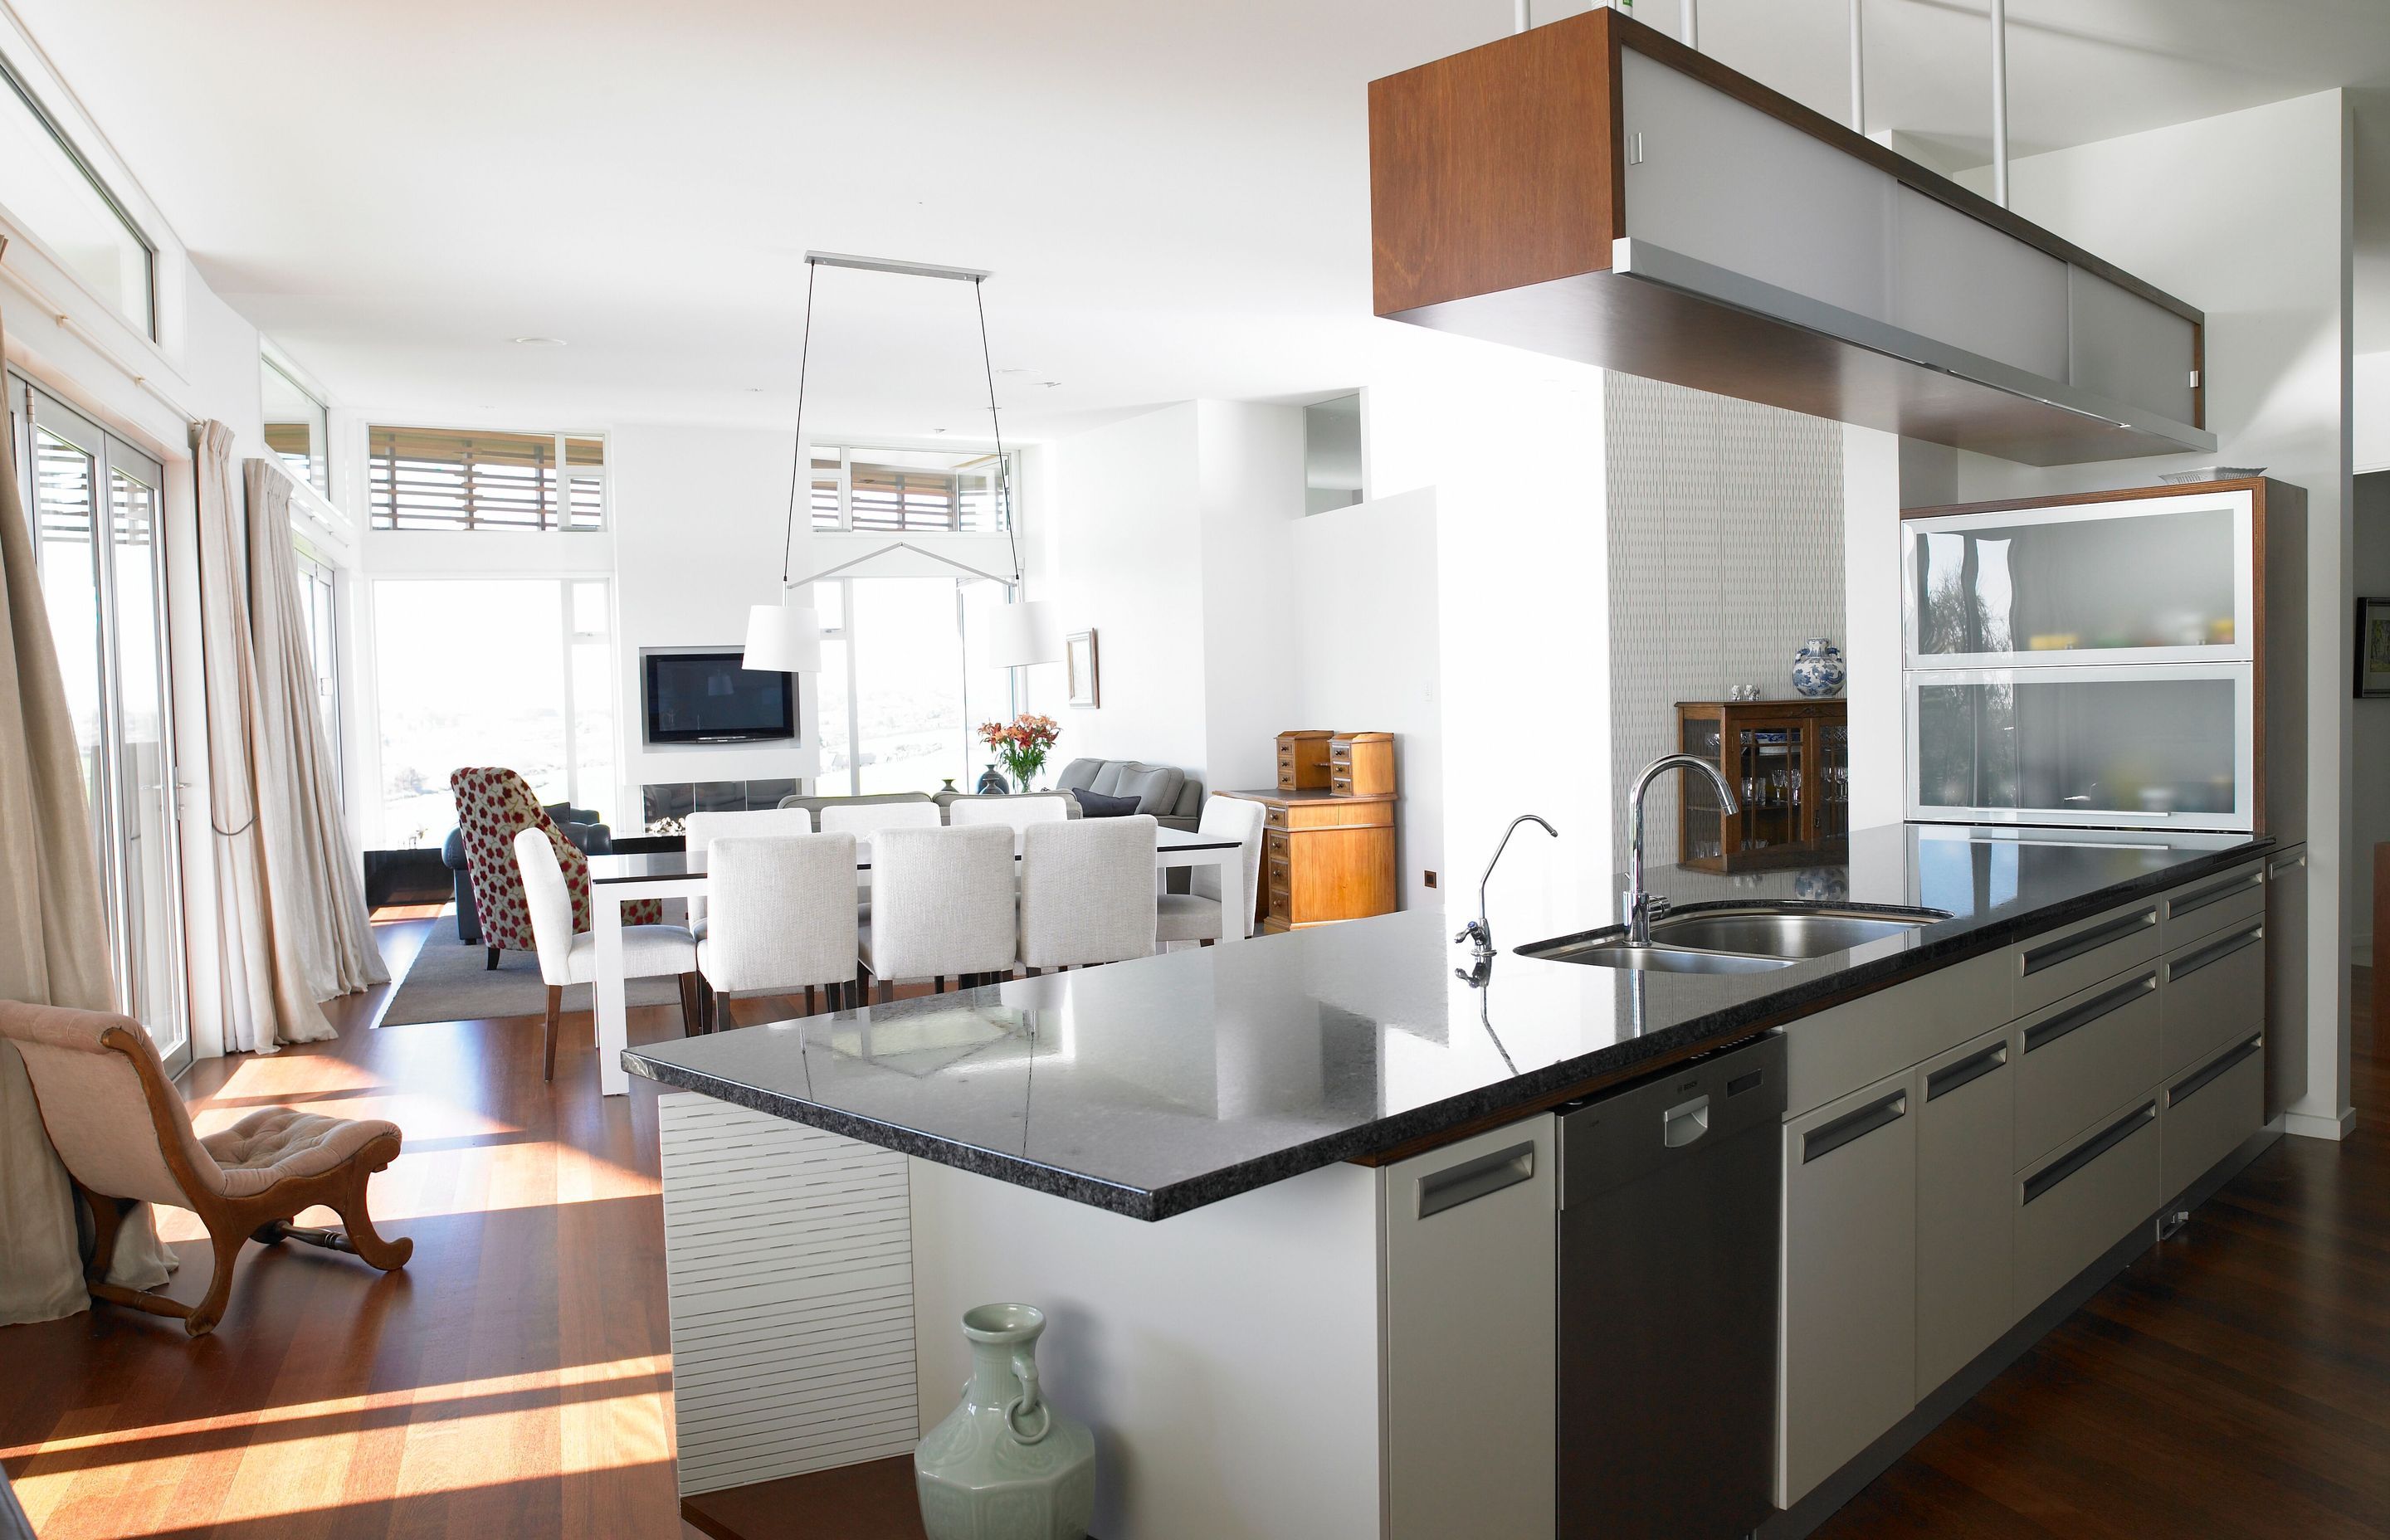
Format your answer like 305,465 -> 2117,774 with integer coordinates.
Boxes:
0,233 -> 205,431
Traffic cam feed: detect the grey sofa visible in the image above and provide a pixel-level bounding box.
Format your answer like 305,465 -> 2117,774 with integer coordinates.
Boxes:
1050,759 -> 1205,832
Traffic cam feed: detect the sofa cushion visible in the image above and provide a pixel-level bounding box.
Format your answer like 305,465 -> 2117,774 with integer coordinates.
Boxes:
1053,758 -> 1105,794
1113,763 -> 1186,816
1088,763 -> 1128,797
1071,788 -> 1140,818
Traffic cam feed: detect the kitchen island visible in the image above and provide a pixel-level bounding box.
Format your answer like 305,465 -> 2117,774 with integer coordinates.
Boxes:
627,822 -> 2285,1538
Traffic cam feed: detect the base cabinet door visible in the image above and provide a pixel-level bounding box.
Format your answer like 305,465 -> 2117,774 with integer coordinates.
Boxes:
2163,1034 -> 2265,1199
2264,846 -> 2309,1120
2015,1094 -> 2160,1309
1778,1071 -> 1917,1509
1914,1029 -> 2016,1398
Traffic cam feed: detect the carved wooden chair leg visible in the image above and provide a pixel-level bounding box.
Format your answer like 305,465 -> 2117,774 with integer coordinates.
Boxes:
329,1138 -> 413,1272
183,1224 -> 249,1337
543,984 -> 563,1082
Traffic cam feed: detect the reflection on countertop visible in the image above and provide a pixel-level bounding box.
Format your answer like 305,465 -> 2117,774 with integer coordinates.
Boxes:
624,822 -> 2268,1221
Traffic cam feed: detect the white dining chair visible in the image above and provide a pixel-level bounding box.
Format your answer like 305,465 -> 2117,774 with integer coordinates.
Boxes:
858,824 -> 1017,1003
817,800 -> 944,838
1156,795 -> 1266,947
696,834 -> 859,1026
684,808 -> 817,937
1019,816 -> 1158,973
514,826 -> 700,1082
948,794 -> 1070,850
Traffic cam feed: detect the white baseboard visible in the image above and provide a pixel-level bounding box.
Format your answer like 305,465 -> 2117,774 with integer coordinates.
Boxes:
2283,1108 -> 2358,1142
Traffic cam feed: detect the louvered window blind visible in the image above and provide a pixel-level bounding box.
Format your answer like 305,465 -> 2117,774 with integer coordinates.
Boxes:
807,449 -> 1012,533
368,427 -> 605,531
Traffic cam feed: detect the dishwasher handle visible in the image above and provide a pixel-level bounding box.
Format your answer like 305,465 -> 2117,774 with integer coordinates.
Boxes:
1662,1094 -> 1711,1148
1416,1140 -> 1536,1220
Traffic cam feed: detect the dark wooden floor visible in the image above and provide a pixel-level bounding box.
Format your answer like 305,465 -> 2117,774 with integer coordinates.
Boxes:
2,924 -> 2379,1538
1819,969 -> 2388,1539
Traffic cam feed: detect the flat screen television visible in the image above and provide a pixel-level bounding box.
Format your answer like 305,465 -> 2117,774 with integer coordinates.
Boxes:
643,651 -> 797,744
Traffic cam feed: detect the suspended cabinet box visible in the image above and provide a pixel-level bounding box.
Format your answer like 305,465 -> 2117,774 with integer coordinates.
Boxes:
1368,8 -> 2214,466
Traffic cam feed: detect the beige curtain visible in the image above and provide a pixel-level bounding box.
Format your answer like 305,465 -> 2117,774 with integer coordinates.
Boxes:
241,461 -> 384,1003
193,428 -> 383,1051
0,308 -> 173,1324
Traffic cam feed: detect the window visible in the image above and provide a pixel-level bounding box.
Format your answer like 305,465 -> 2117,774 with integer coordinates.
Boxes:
807,446 -> 1014,534
812,576 -> 1015,796
1303,393 -> 1363,514
368,426 -> 605,531
293,541 -> 343,802
0,53 -> 154,338
262,356 -> 329,494
368,578 -> 616,846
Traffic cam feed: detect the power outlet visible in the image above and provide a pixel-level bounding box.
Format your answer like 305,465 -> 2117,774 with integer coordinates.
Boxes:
1423,870 -> 1437,889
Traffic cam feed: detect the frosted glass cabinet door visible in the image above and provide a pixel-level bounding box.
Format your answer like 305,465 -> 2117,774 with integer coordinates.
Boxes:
1907,666 -> 2253,831
1904,492 -> 2253,667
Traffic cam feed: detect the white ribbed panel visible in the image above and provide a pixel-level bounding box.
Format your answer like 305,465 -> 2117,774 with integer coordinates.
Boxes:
657,1093 -> 919,1496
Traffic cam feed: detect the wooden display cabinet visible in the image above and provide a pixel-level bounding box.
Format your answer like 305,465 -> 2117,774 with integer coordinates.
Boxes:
1675,699 -> 1848,869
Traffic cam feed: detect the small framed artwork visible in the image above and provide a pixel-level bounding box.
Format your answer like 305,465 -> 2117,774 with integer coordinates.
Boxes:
1065,629 -> 1100,707
2358,599 -> 2390,698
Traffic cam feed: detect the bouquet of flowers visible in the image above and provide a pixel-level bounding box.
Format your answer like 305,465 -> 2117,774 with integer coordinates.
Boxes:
978,714 -> 1061,792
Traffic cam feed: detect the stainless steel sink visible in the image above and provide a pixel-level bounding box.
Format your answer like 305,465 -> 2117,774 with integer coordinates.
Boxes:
1517,903 -> 1952,973
1647,905 -> 1950,958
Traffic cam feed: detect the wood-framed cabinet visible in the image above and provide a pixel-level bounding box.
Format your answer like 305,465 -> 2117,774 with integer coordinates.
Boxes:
1675,699 -> 1848,868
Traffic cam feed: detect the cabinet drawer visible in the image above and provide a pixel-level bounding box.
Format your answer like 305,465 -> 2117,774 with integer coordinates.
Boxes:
1914,1030 -> 2016,1399
1778,1071 -> 1918,1508
1265,829 -> 1290,860
2161,1034 -> 2264,1200
2160,919 -> 2265,1080
2012,967 -> 2161,1169
2160,863 -> 2265,953
1263,802 -> 1289,831
2015,1095 -> 2159,1309
2012,899 -> 2160,1018
1786,947 -> 2012,1118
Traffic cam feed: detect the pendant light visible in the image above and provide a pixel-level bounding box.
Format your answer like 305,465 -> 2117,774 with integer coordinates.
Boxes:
743,251 -> 1058,675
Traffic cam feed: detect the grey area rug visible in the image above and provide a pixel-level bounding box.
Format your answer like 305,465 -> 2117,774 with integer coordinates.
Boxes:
378,929 -> 685,1026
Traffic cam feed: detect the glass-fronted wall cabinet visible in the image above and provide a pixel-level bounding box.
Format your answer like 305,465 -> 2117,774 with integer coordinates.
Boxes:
1904,489 -> 2252,669
1677,699 -> 1849,869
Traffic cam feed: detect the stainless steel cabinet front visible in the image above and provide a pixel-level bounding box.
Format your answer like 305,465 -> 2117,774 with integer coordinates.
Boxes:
1914,1028 -> 2017,1399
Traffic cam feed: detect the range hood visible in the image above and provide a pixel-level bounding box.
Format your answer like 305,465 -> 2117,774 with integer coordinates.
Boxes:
1368,10 -> 2216,467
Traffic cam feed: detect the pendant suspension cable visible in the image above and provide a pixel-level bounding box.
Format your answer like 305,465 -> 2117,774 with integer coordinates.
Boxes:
972,275 -> 1019,588
778,256 -> 819,587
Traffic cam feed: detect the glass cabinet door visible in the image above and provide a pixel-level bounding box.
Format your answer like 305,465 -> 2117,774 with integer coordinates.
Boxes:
1905,491 -> 2252,668
1907,665 -> 2252,830
1679,716 -> 1725,861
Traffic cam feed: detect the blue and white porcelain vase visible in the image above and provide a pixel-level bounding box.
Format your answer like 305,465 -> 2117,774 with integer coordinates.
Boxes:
916,1304 -> 1097,1540
1791,637 -> 1846,699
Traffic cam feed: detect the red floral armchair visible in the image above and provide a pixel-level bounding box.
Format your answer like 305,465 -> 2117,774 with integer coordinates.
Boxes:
449,768 -> 659,967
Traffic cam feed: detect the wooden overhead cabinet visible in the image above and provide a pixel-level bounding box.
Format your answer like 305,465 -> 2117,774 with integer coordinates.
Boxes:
1368,9 -> 2214,465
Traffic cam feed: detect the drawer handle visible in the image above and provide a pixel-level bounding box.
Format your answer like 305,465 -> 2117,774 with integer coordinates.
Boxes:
2169,868 -> 2263,919
1926,1042 -> 2008,1101
2022,1100 -> 2156,1206
1417,1140 -> 1535,1219
2023,970 -> 2158,1055
2167,924 -> 2263,982
1803,1089 -> 1908,1163
2268,852 -> 2307,876
2022,909 -> 2156,976
2168,1035 -> 2264,1108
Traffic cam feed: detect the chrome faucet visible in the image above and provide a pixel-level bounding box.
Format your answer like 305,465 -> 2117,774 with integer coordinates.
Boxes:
1623,754 -> 1740,946
1456,813 -> 1559,967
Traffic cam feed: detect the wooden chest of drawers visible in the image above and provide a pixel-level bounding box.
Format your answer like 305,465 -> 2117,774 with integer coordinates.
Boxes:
1228,790 -> 1399,932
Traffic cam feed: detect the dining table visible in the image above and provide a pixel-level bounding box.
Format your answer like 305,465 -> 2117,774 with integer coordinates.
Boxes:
583,825 -> 1251,1095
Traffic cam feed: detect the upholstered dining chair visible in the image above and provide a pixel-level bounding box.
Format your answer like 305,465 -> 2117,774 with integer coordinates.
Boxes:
1019,816 -> 1159,973
696,833 -> 860,1026
947,793 -> 1070,849
1156,795 -> 1266,947
515,828 -> 701,1081
817,800 -> 944,839
0,1001 -> 412,1338
685,808 -> 817,938
858,824 -> 1017,1002
451,767 -> 660,971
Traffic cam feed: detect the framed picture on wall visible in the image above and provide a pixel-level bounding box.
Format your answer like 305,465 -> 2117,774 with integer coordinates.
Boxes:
2358,599 -> 2390,698
1066,630 -> 1100,707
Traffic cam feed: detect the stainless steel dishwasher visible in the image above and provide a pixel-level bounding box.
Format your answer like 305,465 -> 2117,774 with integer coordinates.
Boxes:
1557,1031 -> 1786,1539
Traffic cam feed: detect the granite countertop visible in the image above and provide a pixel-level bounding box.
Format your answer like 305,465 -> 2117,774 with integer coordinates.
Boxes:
622,822 -> 2270,1221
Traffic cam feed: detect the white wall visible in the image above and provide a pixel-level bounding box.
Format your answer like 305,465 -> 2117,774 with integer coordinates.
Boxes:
1291,489 -> 1442,909
1841,425 -> 1905,829
2361,351 -> 2390,472
1894,89 -> 2358,1137
1196,400 -> 1305,796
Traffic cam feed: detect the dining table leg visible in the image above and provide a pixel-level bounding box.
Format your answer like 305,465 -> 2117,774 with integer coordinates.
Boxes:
1212,850 -> 1251,943
594,889 -> 630,1096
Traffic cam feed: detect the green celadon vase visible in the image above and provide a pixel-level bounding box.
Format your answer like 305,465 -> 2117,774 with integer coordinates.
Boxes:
915,1304 -> 1097,1540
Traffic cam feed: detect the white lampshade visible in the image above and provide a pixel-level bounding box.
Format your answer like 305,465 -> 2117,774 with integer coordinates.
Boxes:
743,602 -> 822,673
978,598 -> 1062,669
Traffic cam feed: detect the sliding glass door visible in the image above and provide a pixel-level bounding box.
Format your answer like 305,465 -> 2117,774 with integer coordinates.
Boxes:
7,376 -> 188,1072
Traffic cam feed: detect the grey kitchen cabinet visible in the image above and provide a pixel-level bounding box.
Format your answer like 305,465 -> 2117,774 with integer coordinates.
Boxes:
1914,1028 -> 2016,1398
1778,1070 -> 1917,1509
2014,1094 -> 2162,1309
2264,845 -> 2310,1120
2012,897 -> 2161,1019
2012,964 -> 2162,1171
2162,1033 -> 2266,1200
2159,911 -> 2267,1082
1378,1116 -> 1555,1540
2158,862 -> 2266,952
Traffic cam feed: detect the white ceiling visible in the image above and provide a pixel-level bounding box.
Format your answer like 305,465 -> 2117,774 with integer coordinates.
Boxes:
7,0 -> 2387,439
